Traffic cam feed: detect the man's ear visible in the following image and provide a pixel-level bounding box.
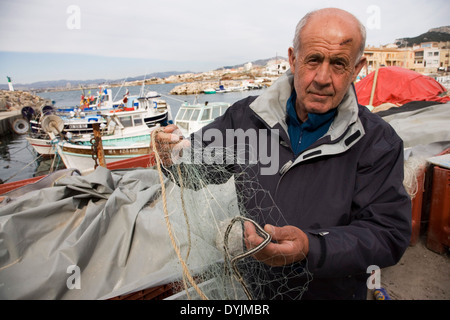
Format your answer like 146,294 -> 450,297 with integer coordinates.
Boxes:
353,56 -> 367,81
288,47 -> 296,73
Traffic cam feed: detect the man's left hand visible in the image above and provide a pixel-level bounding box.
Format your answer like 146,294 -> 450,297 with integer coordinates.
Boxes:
244,222 -> 310,266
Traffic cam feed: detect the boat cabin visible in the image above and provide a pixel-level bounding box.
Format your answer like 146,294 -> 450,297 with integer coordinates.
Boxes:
175,101 -> 230,136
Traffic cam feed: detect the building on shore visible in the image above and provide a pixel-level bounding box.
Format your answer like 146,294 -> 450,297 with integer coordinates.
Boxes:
363,41 -> 450,75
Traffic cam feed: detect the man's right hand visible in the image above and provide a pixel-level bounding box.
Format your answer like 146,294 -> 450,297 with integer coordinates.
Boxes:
152,124 -> 191,166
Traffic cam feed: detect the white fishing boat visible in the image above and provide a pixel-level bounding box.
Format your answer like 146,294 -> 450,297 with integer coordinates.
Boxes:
26,113 -> 106,156
117,91 -> 173,128
175,101 -> 231,137
56,109 -> 156,174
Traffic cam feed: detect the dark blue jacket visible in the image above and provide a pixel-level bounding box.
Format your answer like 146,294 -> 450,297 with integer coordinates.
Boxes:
179,70 -> 411,300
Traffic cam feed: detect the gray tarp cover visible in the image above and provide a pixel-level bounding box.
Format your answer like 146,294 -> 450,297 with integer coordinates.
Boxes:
0,166 -> 239,299
381,102 -> 450,151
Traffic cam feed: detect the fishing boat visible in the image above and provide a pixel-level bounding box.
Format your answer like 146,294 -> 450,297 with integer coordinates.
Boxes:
56,109 -> 156,174
175,101 -> 231,137
122,91 -> 173,128
26,114 -> 106,155
25,91 -> 173,156
203,88 -> 216,94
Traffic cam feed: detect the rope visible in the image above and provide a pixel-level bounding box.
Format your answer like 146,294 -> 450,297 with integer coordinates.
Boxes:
1,153 -> 44,184
150,128 -> 208,300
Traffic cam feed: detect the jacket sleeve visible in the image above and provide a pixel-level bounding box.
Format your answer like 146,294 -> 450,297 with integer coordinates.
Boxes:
304,129 -> 412,278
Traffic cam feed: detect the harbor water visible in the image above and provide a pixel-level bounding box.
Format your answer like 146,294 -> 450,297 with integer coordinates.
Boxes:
0,83 -> 266,184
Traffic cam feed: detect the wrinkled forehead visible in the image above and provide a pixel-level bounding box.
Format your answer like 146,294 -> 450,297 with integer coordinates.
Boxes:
299,14 -> 362,54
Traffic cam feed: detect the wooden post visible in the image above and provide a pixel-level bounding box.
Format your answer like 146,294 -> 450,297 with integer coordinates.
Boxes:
92,122 -> 106,168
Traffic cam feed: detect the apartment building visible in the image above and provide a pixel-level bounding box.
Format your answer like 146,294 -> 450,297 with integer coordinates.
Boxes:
363,41 -> 450,74
362,46 -> 414,75
413,42 -> 441,73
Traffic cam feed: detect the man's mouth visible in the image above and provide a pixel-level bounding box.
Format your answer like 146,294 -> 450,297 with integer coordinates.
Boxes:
308,91 -> 333,98
308,90 -> 333,96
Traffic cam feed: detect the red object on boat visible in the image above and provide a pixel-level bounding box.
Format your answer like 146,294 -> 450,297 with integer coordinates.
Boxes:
106,153 -> 156,170
355,66 -> 450,107
0,153 -> 157,196
0,176 -> 44,195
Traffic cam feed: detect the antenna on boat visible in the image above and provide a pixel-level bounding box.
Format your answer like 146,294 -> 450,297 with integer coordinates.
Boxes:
140,74 -> 147,97
158,93 -> 188,104
113,77 -> 128,101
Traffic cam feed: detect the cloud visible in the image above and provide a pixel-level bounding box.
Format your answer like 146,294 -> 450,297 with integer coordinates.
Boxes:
2,0 -> 449,60
0,0 -> 299,62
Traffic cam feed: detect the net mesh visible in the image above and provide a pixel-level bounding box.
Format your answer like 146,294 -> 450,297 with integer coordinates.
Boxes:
150,129 -> 312,300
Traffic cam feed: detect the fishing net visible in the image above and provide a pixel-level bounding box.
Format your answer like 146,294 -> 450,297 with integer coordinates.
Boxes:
147,128 -> 313,300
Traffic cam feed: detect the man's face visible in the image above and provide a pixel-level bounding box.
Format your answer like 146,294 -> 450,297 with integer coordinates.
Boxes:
288,14 -> 366,121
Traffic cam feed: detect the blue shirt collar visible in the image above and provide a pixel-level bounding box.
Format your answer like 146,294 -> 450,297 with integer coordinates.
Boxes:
286,89 -> 301,126
286,90 -> 337,155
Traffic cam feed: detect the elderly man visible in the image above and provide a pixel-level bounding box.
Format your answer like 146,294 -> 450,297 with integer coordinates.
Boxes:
156,8 -> 411,299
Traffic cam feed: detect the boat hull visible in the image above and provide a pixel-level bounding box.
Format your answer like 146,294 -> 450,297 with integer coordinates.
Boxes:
25,136 -> 56,156
57,126 -> 153,173
61,143 -> 152,174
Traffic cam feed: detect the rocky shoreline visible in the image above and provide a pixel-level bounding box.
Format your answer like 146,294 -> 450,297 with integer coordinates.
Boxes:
0,90 -> 50,112
169,79 -> 273,95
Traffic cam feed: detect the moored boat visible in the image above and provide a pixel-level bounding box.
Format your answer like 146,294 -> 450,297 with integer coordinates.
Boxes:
56,108 -> 157,174
203,88 -> 216,94
175,101 -> 230,137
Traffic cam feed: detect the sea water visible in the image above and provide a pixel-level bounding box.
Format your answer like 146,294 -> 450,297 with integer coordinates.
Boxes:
0,83 -> 265,184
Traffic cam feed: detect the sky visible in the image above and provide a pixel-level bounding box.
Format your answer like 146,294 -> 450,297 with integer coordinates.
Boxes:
0,0 -> 449,85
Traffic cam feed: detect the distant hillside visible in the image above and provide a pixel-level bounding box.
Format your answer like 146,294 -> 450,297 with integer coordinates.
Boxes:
1,57 -> 289,91
0,79 -> 105,91
220,56 -> 287,70
124,71 -> 192,82
396,26 -> 450,47
0,71 -> 190,91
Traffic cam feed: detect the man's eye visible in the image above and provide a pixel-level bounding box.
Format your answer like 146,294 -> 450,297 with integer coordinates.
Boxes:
307,58 -> 319,65
333,60 -> 347,70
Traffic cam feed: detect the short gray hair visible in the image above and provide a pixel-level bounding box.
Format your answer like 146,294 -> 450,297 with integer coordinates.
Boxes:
292,9 -> 366,64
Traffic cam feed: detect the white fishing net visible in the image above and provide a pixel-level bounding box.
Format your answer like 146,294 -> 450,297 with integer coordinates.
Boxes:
147,129 -> 312,300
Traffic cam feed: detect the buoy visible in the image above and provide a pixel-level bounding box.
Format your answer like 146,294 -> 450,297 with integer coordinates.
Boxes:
12,118 -> 29,135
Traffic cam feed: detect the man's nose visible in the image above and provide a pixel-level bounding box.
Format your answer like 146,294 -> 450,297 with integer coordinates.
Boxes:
314,63 -> 332,87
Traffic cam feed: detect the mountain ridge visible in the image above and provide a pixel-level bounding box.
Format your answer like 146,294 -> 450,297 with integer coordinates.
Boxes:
396,26 -> 450,47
